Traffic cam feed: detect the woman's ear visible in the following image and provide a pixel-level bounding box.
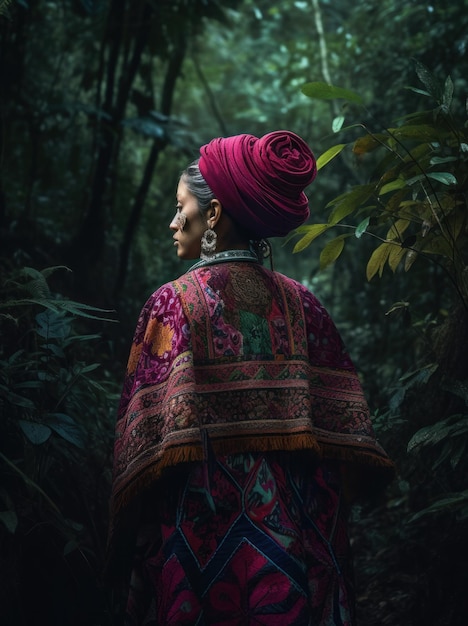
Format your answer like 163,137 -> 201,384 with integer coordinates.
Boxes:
208,199 -> 223,227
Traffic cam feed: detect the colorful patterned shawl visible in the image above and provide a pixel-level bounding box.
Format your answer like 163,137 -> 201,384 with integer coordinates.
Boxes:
111,263 -> 393,523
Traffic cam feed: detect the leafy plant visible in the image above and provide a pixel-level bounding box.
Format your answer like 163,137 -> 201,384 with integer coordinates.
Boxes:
295,61 -> 468,311
0,266 -> 119,624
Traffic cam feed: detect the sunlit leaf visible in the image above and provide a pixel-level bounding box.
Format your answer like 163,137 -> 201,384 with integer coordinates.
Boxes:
316,144 -> 346,170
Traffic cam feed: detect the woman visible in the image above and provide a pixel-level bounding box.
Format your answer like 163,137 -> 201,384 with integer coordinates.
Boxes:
109,131 -> 393,625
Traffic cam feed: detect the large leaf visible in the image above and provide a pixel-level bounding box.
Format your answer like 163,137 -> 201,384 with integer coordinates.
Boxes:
301,82 -> 363,104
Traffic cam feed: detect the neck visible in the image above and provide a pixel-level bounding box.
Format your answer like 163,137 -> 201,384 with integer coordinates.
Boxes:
189,248 -> 260,271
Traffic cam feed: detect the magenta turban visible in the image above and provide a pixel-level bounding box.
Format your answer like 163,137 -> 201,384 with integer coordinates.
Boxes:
198,130 -> 317,238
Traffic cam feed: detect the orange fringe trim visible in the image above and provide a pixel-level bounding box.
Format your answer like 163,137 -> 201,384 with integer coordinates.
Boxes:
111,434 -> 394,517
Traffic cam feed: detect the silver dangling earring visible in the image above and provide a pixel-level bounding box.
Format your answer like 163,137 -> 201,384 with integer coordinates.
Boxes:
200,228 -> 217,260
250,238 -> 273,269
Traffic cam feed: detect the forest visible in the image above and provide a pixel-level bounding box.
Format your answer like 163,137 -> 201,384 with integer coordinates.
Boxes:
0,0 -> 467,624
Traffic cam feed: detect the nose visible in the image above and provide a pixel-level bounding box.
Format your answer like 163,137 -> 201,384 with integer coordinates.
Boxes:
169,212 -> 178,231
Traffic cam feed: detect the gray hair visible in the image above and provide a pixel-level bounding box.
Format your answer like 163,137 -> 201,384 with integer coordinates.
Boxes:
180,158 -> 270,264
181,159 -> 215,213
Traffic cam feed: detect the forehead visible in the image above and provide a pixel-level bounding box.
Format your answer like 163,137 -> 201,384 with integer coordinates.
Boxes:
176,177 -> 191,199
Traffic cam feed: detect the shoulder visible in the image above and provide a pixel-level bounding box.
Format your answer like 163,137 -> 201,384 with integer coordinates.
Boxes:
271,271 -> 324,308
134,280 -> 186,333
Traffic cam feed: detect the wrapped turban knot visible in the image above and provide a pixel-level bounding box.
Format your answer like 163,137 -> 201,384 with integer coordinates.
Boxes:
199,130 -> 317,238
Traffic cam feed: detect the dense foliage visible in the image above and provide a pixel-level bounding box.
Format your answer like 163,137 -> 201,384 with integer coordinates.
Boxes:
1,0 -> 468,624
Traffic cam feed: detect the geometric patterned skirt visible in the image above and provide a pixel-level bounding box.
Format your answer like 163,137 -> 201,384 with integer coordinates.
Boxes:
124,452 -> 355,625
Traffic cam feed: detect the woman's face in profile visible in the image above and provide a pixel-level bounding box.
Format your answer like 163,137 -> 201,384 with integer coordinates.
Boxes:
169,178 -> 207,260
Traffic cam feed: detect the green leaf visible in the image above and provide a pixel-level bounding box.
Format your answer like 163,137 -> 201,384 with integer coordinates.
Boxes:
328,184 -> 374,225
332,115 -> 345,133
409,490 -> 468,522
387,219 -> 410,242
316,144 -> 346,170
430,156 -> 457,165
75,363 -> 100,375
388,243 -> 406,272
389,125 -> 440,141
355,217 -> 370,239
46,413 -> 85,448
301,82 -> 363,104
319,236 -> 346,269
405,87 -> 431,97
379,178 -> 406,195
426,172 -> 457,185
414,60 -> 442,101
36,310 -> 72,339
293,224 -> 329,253
366,243 -> 391,281
353,133 -> 387,155
19,420 -> 52,445
449,438 -> 466,470
407,418 -> 468,452
3,391 -> 36,409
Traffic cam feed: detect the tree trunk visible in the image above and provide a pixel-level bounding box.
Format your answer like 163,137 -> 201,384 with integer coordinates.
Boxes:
113,33 -> 188,298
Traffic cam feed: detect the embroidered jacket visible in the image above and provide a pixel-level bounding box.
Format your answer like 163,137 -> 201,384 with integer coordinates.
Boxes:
110,262 -> 393,523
